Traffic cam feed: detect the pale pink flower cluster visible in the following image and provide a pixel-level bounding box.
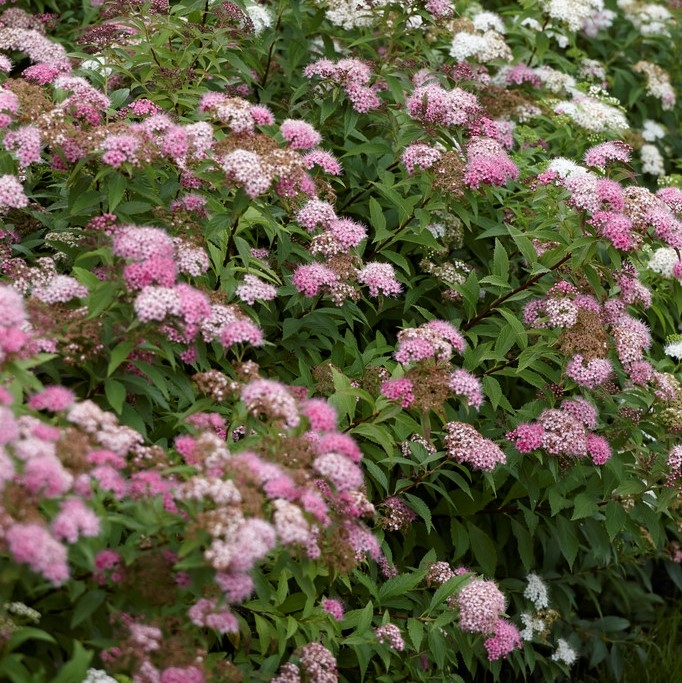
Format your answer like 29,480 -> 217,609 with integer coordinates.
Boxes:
402,143 -> 442,175
394,320 -> 466,364
406,82 -> 480,127
280,119 -> 322,150
456,579 -> 506,633
3,125 -> 41,168
0,174 -> 28,210
236,274 -> 278,305
356,262 -> 402,296
0,285 -> 29,361
584,140 -> 632,170
199,93 -> 273,133
443,421 -> 506,471
375,623 -> 405,651
304,57 -> 381,113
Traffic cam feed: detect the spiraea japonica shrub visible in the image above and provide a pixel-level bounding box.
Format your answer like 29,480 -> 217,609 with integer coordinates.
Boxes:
2,0 -> 682,681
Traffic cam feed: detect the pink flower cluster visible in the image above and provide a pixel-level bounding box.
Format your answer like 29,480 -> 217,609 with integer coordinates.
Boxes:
394,320 -> 466,364
304,57 -> 382,113
507,397 -> 612,465
444,421 -> 506,471
406,81 -> 480,127
464,137 -> 520,189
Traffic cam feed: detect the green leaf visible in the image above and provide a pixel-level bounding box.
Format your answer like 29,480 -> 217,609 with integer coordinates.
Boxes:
6,627 -> 56,651
426,574 -> 470,615
493,239 -> 509,280
104,378 -> 126,414
52,641 -> 92,683
556,516 -> 580,569
407,618 -> 424,651
403,493 -> 433,533
107,171 -> 127,211
71,589 -> 107,628
571,493 -> 599,520
604,500 -> 627,541
466,522 -> 498,576
378,569 -> 425,602
107,341 -> 135,377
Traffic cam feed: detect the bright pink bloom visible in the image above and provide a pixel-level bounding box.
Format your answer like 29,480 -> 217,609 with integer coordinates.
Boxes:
506,423 -> 544,453
22,455 -> 73,497
220,319 -> 264,347
292,263 -> 338,296
566,354 -> 612,388
464,137 -> 519,189
444,421 -> 506,471
280,119 -> 321,150
216,572 -> 254,602
484,619 -> 522,660
584,141 -> 632,170
236,274 -> 277,305
322,598 -> 345,620
303,150 -> 342,175
381,377 -> 415,407
587,434 -> 612,465
6,523 -> 69,585
313,452 -> 363,491
301,399 -> 337,432
28,386 -> 75,411
296,198 -> 337,231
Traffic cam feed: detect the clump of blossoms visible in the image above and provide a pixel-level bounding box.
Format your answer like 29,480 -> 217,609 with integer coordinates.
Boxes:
443,422 -> 507,472
289,195 -> 403,304
507,397 -> 612,465
304,57 -> 382,113
381,320 -> 484,413
271,642 -> 338,682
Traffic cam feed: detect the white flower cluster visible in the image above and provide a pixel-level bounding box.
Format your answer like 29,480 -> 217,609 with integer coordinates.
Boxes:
541,0 -> 605,32
548,157 -> 588,178
524,572 -> 550,609
519,612 -> 546,641
633,61 -> 676,110
664,335 -> 682,360
316,0 -> 389,30
642,118 -> 666,141
244,2 -> 274,35
471,10 -> 506,33
82,670 -> 118,683
554,92 -> 629,133
534,65 -> 577,94
640,143 -> 665,176
617,0 -> 675,36
578,58 -> 606,82
648,246 -> 678,277
552,638 -> 578,666
450,28 -> 512,63
4,601 -> 40,622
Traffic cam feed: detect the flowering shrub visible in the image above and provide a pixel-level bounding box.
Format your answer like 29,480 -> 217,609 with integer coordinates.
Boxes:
2,0 -> 682,681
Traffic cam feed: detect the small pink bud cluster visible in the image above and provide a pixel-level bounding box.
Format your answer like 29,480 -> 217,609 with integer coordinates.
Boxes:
375,623 -> 405,651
